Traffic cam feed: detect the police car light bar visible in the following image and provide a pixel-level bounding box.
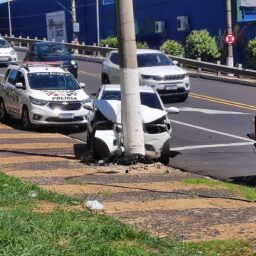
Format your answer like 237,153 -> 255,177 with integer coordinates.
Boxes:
22,61 -> 63,67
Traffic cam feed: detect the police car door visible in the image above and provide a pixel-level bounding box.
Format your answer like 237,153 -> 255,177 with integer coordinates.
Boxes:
0,69 -> 11,113
5,69 -> 21,116
14,71 -> 26,117
4,69 -> 19,115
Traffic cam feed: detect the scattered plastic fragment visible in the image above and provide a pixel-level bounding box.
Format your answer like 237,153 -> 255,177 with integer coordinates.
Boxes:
28,190 -> 38,198
85,199 -> 104,211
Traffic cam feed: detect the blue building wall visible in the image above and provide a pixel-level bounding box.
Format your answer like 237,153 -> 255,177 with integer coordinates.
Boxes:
1,0 -> 256,63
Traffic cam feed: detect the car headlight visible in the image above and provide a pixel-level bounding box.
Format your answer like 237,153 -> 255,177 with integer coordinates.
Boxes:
29,96 -> 48,106
141,74 -> 163,81
10,50 -> 16,55
71,60 -> 76,65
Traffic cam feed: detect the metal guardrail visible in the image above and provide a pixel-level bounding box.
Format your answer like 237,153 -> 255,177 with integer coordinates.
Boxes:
3,35 -> 256,81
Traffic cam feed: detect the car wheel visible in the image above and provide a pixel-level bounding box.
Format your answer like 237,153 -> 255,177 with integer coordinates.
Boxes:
0,99 -> 8,122
22,107 -> 32,130
159,155 -> 170,165
101,74 -> 110,84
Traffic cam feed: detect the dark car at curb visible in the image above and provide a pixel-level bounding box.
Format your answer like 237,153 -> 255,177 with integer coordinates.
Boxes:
24,42 -> 78,78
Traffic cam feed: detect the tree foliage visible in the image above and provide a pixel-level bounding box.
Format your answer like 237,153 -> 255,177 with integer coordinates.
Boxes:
185,29 -> 220,61
245,38 -> 256,69
160,39 -> 184,57
100,36 -> 149,49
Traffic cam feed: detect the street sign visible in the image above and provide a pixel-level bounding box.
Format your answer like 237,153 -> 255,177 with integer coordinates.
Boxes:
225,34 -> 235,45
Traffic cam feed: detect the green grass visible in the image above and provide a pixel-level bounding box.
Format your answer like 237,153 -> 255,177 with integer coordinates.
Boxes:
0,172 -> 255,256
183,178 -> 256,201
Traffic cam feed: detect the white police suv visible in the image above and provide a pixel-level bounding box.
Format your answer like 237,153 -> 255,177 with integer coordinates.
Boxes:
0,63 -> 89,129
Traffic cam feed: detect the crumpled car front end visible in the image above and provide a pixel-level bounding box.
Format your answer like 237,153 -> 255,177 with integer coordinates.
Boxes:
86,99 -> 173,163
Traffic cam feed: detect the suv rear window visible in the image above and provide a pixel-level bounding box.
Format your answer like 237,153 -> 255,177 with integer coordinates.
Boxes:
110,53 -> 120,65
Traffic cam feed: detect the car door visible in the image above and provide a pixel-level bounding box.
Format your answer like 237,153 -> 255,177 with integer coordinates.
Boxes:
0,69 -> 12,112
5,69 -> 19,115
13,71 -> 26,117
108,53 -> 120,83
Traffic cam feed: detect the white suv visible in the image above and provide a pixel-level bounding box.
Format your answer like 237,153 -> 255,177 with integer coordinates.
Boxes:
101,49 -> 190,102
0,37 -> 18,65
0,63 -> 89,129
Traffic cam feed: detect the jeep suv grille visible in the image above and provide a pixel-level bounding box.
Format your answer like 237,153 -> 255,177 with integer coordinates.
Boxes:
163,74 -> 186,80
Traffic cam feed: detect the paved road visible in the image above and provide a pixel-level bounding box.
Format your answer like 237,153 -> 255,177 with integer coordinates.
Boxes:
0,55 -> 255,184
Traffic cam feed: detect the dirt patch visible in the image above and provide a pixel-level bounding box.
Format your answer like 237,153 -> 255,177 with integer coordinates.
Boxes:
0,133 -> 66,139
103,198 -> 255,213
0,156 -> 73,165
1,143 -> 74,150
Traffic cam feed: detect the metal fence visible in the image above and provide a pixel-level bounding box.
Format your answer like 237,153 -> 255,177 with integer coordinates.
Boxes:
2,34 -> 256,83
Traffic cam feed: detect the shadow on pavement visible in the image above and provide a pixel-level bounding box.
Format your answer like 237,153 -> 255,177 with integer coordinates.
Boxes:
229,176 -> 256,187
1,118 -> 86,134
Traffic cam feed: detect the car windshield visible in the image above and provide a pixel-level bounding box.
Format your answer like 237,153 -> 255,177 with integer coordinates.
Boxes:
0,39 -> 10,48
38,44 -> 70,56
28,72 -> 80,90
137,53 -> 173,67
101,90 -> 163,110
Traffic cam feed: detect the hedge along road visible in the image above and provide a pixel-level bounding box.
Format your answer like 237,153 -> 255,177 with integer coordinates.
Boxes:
0,57 -> 256,184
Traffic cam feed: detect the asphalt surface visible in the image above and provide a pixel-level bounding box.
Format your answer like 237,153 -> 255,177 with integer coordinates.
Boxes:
74,60 -> 256,184
0,53 -> 256,184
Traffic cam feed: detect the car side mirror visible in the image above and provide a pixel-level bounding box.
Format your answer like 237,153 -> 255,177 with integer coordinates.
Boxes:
15,82 -> 25,89
166,107 -> 179,114
80,82 -> 86,88
83,101 -> 94,111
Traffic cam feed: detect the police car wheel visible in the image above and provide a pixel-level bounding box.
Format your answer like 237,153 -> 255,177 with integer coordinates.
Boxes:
22,107 -> 32,130
0,99 -> 8,122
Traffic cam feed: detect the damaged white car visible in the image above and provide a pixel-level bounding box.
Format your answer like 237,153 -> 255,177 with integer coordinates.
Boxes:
84,84 -> 179,164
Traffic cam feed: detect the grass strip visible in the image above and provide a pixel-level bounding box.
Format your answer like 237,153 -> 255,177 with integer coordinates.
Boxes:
0,172 -> 254,256
183,178 -> 256,201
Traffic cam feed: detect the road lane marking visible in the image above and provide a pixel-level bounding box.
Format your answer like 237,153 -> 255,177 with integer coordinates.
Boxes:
171,142 -> 254,151
78,70 -> 100,77
172,120 -> 254,142
179,107 -> 249,115
190,93 -> 256,111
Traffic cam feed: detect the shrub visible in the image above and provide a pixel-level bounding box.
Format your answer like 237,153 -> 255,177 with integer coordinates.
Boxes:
100,36 -> 118,48
160,39 -> 184,57
245,38 -> 256,69
185,29 -> 220,61
136,41 -> 149,49
100,36 -> 149,49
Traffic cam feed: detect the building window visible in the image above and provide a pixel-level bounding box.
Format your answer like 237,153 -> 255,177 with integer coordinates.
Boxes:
102,0 -> 114,5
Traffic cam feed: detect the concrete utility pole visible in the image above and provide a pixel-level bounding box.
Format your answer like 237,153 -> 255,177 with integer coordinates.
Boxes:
116,0 -> 145,156
226,0 -> 234,67
8,0 -> 12,36
71,0 -> 78,41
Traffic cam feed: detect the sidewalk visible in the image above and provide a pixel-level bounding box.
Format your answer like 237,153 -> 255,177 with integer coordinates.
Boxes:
1,122 -> 256,246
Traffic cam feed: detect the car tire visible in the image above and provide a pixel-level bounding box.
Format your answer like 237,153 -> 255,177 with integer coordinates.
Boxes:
159,155 -> 170,165
101,74 -> 110,84
0,98 -> 8,122
22,107 -> 32,130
